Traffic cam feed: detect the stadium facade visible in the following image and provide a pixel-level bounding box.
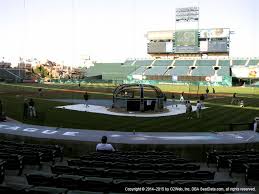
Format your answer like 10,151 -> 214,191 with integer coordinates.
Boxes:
85,7 -> 259,87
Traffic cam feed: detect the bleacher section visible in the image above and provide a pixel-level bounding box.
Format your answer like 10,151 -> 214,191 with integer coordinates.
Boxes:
0,68 -> 26,81
192,66 -> 215,76
217,66 -> 230,76
152,60 -> 173,66
87,60 -> 154,80
134,60 -> 153,66
232,59 -> 247,66
218,60 -> 230,66
195,60 -> 216,66
122,60 -> 135,66
84,58 -> 253,86
167,66 -> 190,76
174,60 -> 194,66
120,65 -> 139,78
86,63 -> 122,78
144,66 -> 168,75
130,66 -> 146,75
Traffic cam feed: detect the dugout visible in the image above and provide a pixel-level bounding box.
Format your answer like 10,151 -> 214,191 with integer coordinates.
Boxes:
112,84 -> 165,112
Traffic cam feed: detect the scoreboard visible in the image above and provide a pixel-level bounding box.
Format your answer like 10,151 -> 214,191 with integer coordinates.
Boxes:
175,30 -> 199,53
146,28 -> 230,55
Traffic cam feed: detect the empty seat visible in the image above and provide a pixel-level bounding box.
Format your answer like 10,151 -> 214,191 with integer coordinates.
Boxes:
143,180 -> 172,187
54,174 -> 84,190
51,165 -> 77,175
208,180 -> 238,189
78,167 -> 104,177
67,159 -> 91,167
157,163 -> 175,170
175,180 -> 205,188
244,163 -> 259,185
113,179 -> 143,193
188,171 -> 215,180
0,159 -> 5,183
229,158 -> 259,176
110,162 -> 129,169
153,60 -> 173,66
159,171 -> 185,180
0,183 -> 32,194
133,170 -> 158,180
0,153 -> 24,175
90,161 -> 109,168
176,163 -> 200,171
26,186 -> 67,194
81,177 -> 113,192
104,169 -> 129,179
26,173 -> 55,187
132,163 -> 155,170
171,158 -> 193,164
67,190 -> 104,194
153,158 -> 171,164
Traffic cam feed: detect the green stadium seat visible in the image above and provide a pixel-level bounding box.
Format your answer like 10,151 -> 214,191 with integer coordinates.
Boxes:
248,59 -> 259,66
81,177 -> 113,192
26,172 -> 55,187
87,63 -> 123,77
217,66 -> 230,76
0,153 -> 24,175
134,60 -> 153,66
168,66 -> 190,76
152,60 -> 173,66
130,66 -> 146,75
192,66 -> 215,76
218,60 -> 230,66
144,66 -> 168,75
123,60 -> 135,66
26,186 -> 67,194
174,60 -> 194,66
51,165 -> 77,175
54,174 -> 84,190
67,191 -> 103,194
0,159 -> 5,184
232,59 -> 247,66
0,183 -> 32,194
195,60 -> 216,66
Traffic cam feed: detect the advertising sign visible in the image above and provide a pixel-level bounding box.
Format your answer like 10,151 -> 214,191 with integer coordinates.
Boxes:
200,28 -> 230,38
208,39 -> 228,52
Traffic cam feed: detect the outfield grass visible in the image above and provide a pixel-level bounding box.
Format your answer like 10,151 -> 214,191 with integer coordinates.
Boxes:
0,82 -> 259,132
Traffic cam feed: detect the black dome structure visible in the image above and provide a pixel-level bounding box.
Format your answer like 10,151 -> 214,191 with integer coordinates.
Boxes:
112,84 -> 165,112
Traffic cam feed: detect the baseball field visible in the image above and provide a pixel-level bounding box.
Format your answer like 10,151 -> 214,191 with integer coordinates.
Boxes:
0,82 -> 258,132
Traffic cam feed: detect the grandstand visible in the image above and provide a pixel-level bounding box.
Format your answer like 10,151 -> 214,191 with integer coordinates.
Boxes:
174,59 -> 194,66
0,68 -> 26,82
85,54 -> 259,87
191,66 -> 215,76
218,59 -> 230,66
195,60 -> 216,66
86,58 -> 236,86
152,60 -> 173,66
144,66 -> 168,75
166,66 -> 190,76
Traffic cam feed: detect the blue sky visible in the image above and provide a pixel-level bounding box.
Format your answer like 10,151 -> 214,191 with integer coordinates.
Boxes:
0,0 -> 258,65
